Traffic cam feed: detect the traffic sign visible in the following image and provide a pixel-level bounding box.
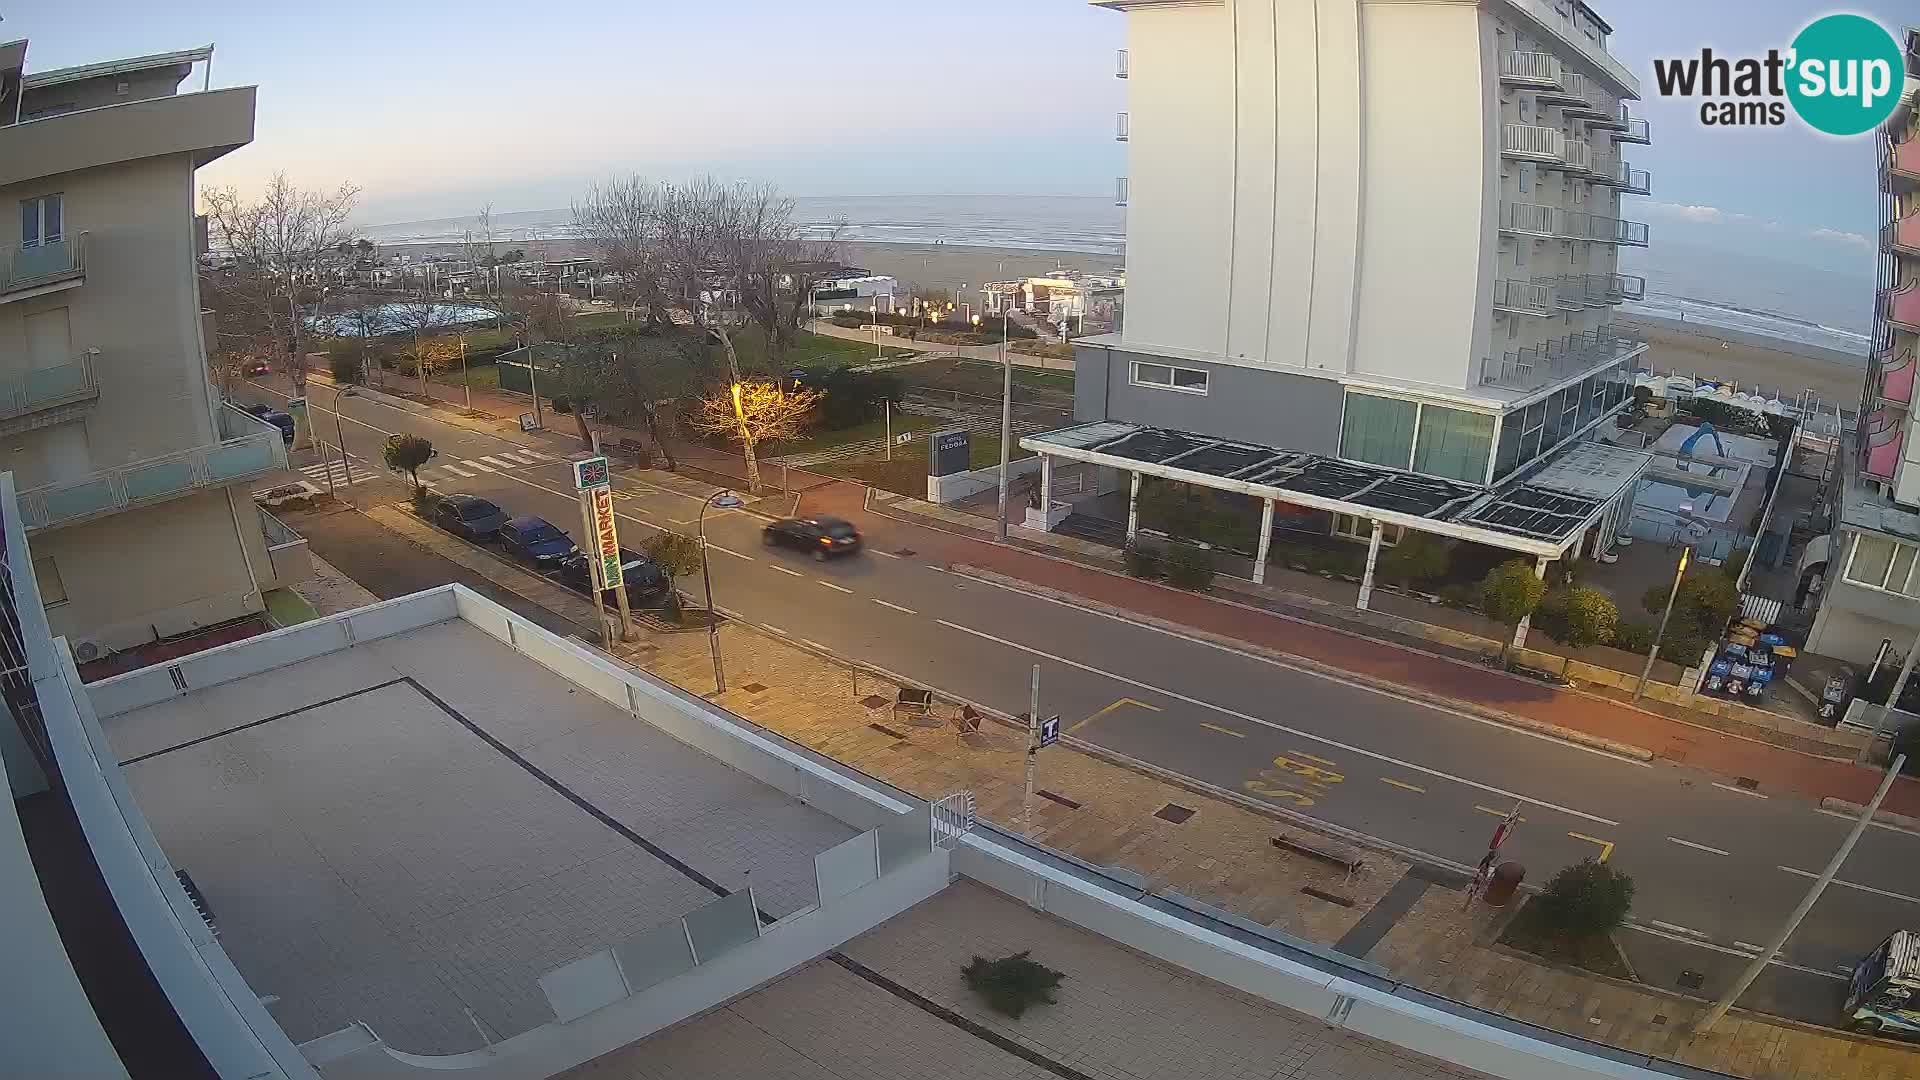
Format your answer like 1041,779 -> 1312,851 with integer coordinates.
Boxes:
1037,714 -> 1062,749
896,432 -> 915,445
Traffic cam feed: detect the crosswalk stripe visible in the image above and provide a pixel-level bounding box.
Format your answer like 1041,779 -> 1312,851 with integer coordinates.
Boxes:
513,448 -> 550,461
441,462 -> 476,477
501,450 -> 540,464
478,455 -> 515,468
461,459 -> 497,472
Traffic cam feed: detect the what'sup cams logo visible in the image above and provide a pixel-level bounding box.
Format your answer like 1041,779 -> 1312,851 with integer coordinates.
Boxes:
1652,13 -> 1905,136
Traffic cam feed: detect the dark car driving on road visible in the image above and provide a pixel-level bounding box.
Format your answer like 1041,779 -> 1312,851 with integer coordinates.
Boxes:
763,516 -> 862,560
498,516 -> 577,565
432,494 -> 510,539
558,547 -> 669,607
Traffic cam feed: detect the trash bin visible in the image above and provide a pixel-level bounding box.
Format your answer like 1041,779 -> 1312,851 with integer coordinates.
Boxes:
1483,861 -> 1525,907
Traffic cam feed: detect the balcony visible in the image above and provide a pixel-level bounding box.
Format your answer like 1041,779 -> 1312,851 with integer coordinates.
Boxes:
1549,275 -> 1593,311
1535,70 -> 1592,107
15,403 -> 288,533
1115,112 -> 1128,142
1480,326 -> 1646,392
1892,138 -> 1920,191
1887,212 -> 1920,257
0,352 -> 100,434
1492,279 -> 1556,317
1502,0 -> 1640,97
1546,137 -> 1591,173
1115,49 -> 1128,79
1876,346 -> 1915,405
1499,51 -> 1564,88
2,233 -> 86,303
1501,123 -> 1565,163
1865,415 -> 1903,481
1889,283 -> 1920,334
1499,202 -> 1562,238
1115,176 -> 1129,207
1585,214 -> 1649,246
1595,160 -> 1651,195
1615,106 -> 1651,144
1603,271 -> 1647,302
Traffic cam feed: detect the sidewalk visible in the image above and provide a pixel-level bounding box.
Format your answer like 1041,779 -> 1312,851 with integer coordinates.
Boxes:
291,498 -> 1919,1079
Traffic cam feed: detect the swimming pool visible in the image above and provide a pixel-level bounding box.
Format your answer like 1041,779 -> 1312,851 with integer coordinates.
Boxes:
1635,473 -> 1740,523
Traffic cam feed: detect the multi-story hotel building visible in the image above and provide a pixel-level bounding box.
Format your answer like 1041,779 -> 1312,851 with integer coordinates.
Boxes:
1,39 -> 297,666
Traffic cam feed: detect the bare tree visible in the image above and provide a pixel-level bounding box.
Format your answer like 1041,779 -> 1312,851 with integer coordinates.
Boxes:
573,177 -> 672,326
201,173 -> 359,397
461,203 -> 498,298
692,382 -> 824,477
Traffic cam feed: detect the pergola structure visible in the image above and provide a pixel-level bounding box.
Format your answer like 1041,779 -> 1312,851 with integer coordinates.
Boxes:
1021,422 -> 1652,646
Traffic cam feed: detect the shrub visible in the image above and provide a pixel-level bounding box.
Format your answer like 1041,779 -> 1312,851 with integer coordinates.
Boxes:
1379,532 -> 1455,587
329,346 -> 365,385
1555,587 -> 1619,648
1122,544 -> 1163,580
1642,570 -> 1739,633
1659,628 -> 1712,666
1611,620 -> 1656,655
1535,859 -> 1635,940
1164,544 -> 1216,591
383,433 -> 435,490
961,951 -> 1064,1018
1480,560 -> 1546,659
550,395 -> 573,414
1437,583 -> 1477,608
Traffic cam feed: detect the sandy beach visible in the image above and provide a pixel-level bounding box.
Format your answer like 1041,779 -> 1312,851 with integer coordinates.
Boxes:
1621,317 -> 1866,411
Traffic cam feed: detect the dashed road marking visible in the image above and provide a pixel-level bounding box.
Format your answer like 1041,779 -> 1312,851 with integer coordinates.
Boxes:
478,455 -> 516,468
770,565 -> 804,578
817,580 -> 854,594
1712,782 -> 1769,799
873,599 -> 918,615
1667,836 -> 1732,856
1199,723 -> 1244,739
800,638 -> 829,652
1649,920 -> 1708,938
1379,778 -> 1426,794
1777,865 -> 1920,905
1067,697 -> 1163,735
705,544 -> 753,561
869,549 -> 901,559
461,458 -> 497,473
441,462 -> 476,477
1475,805 -> 1526,822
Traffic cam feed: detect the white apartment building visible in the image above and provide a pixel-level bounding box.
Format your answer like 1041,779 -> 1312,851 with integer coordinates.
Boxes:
0,40 -> 298,665
1028,0 -> 1655,604
1809,29 -> 1920,663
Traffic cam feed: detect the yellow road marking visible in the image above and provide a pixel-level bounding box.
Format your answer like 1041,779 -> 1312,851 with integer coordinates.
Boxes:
1291,750 -> 1339,767
1067,697 -> 1163,734
1379,777 -> 1426,793
1199,723 -> 1244,738
1272,755 -> 1343,785
1244,779 -> 1316,806
1475,805 -> 1526,822
1569,832 -> 1615,863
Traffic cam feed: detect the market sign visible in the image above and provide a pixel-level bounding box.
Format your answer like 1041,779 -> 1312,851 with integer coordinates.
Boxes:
573,456 -> 610,490
589,483 -> 622,587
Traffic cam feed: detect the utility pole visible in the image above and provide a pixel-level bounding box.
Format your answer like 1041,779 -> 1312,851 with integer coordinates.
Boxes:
1864,628 -> 1920,763
1633,546 -> 1690,700
1022,664 -> 1040,833
1694,753 -> 1907,1035
885,399 -> 893,462
995,312 -> 1013,541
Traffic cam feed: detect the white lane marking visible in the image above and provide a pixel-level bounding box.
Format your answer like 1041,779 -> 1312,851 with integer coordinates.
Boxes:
1712,782 -> 1769,799
515,448 -> 552,461
869,549 -> 901,559
873,599 -> 918,615
770,565 -> 804,578
441,462 -> 477,477
1649,920 -> 1708,938
1734,940 -> 1767,953
800,638 -> 829,651
478,455 -> 515,468
762,625 -> 787,636
501,450 -> 541,464
705,544 -> 753,561
818,580 -> 854,594
1777,865 -> 1920,905
461,458 -> 498,473
953,571 -> 1648,768
932,617 -> 1618,827
924,566 -> 946,574
1667,837 -> 1732,856
1815,807 -> 1920,837
1623,924 -> 1848,979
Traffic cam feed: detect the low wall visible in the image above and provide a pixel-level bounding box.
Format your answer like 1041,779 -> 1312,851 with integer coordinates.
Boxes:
928,455 -> 1041,505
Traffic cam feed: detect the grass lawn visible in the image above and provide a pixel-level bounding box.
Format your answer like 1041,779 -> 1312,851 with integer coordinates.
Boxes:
820,431 -> 1032,497
764,411 -> 940,456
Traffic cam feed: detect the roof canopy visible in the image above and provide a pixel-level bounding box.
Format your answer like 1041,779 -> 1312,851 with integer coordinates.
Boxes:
1023,422 -> 1652,558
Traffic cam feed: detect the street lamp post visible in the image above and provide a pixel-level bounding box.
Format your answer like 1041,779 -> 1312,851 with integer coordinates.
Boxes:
1634,544 -> 1691,700
995,307 -> 1013,541
327,384 -> 357,498
699,490 -> 745,693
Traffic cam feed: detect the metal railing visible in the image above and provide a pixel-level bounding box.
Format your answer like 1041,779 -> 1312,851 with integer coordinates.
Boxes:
1501,123 -> 1565,161
1115,112 -> 1128,142
1536,69 -> 1590,106
1481,326 -> 1646,391
1115,176 -> 1129,207
1557,137 -> 1592,172
1616,109 -> 1651,143
258,507 -> 303,548
16,404 -> 288,532
1115,49 -> 1128,79
2,232 -> 87,296
1492,279 -> 1555,317
0,353 -> 99,423
1597,160 -> 1651,194
1499,202 -> 1561,237
1499,51 -> 1563,87
1571,213 -> 1649,246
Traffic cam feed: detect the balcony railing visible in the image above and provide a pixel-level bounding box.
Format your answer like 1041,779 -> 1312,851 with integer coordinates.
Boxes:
1602,271 -> 1646,302
1115,176 -> 1129,207
1503,0 -> 1639,97
1549,275 -> 1593,310
1481,326 -> 1647,392
1501,123 -> 1565,162
1535,70 -> 1592,107
2,233 -> 87,300
1887,212 -> 1920,257
1499,51 -> 1564,88
16,403 -> 289,532
1615,107 -> 1651,144
1889,283 -> 1920,334
1115,49 -> 1128,79
1550,137 -> 1592,173
1892,138 -> 1920,188
1493,279 -> 1556,317
1595,160 -> 1651,194
1499,202 -> 1562,237
1115,112 -> 1128,142
1876,347 -> 1916,405
1583,214 -> 1649,246
0,353 -> 100,427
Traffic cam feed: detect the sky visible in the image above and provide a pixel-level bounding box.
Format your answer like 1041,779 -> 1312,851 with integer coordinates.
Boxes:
0,0 -> 1906,284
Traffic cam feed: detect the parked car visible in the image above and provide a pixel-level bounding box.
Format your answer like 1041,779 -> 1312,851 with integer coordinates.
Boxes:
242,359 -> 271,378
498,516 -> 577,565
558,547 -> 669,607
432,494 -> 510,539
763,516 -> 862,560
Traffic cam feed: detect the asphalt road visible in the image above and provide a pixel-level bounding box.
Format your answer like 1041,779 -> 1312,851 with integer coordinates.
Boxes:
243,379 -> 1920,1027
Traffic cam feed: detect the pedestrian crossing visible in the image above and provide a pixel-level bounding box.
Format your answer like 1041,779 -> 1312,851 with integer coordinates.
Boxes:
414,446 -> 555,487
298,458 -> 375,488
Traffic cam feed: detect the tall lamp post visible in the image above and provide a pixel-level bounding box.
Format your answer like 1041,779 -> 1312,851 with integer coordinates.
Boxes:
326,384 -> 357,498
994,305 -> 1013,541
699,490 -> 745,693
1633,544 -> 1690,701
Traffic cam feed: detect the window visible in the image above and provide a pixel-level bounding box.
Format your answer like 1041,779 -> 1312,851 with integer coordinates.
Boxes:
1340,393 -> 1418,469
20,193 -> 63,248
33,555 -> 66,606
1846,534 -> 1920,595
1518,162 -> 1532,194
1412,405 -> 1495,483
1332,514 -> 1403,546
1130,361 -> 1208,395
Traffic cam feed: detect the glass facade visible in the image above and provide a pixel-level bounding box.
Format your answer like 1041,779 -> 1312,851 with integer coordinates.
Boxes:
1412,406 -> 1495,483
1339,393 -> 1418,470
1488,358 -> 1633,485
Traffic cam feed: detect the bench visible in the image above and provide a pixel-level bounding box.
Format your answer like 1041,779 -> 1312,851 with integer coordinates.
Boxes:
894,687 -> 934,715
1271,833 -> 1365,879
951,705 -> 983,734
613,438 -> 651,464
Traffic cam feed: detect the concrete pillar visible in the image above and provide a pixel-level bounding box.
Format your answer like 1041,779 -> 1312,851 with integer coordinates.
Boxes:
1357,520 -> 1385,610
1039,455 -> 1054,524
1253,499 -> 1275,585
1511,554 -> 1552,650
1126,471 -> 1142,542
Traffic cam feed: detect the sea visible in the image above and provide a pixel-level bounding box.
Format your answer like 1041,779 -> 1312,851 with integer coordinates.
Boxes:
357,195 -> 1871,361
